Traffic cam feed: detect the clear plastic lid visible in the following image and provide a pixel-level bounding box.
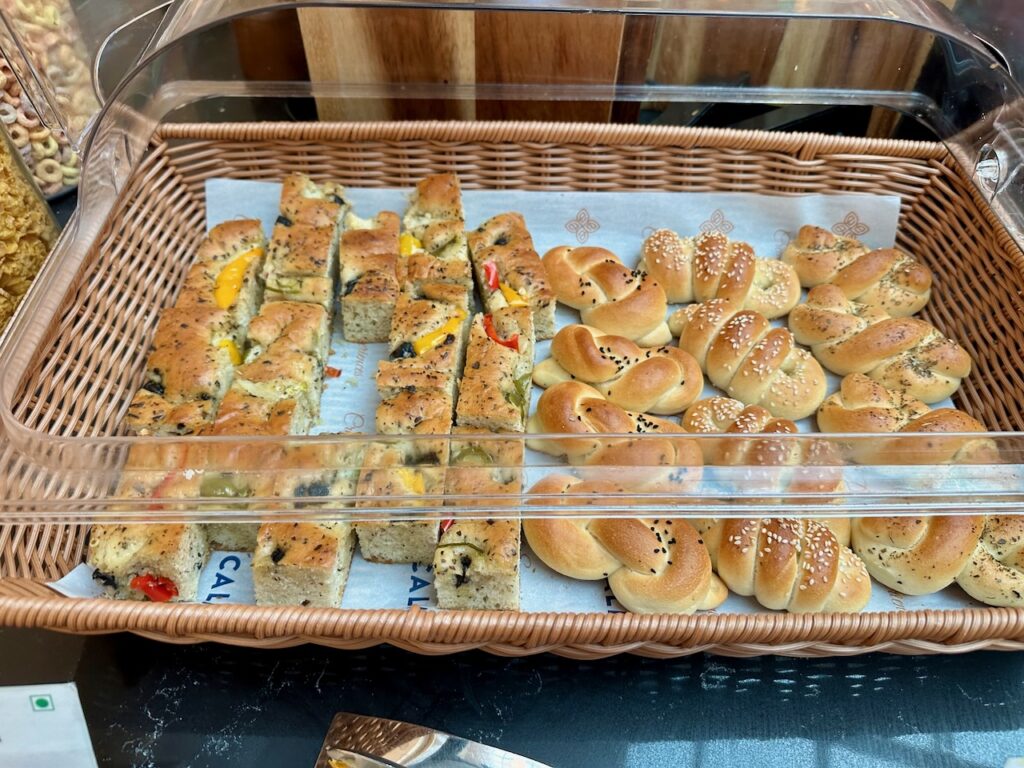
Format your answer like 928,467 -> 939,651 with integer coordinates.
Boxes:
0,0 -> 1022,523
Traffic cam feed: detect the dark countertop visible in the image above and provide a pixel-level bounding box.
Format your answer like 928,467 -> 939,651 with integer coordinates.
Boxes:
2,626 -> 1023,768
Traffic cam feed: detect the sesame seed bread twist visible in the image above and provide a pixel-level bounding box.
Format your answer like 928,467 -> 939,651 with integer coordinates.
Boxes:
788,284 -> 971,403
639,229 -> 801,318
524,474 -> 727,614
532,324 -> 704,415
781,225 -> 932,316
542,245 -> 671,346
693,517 -> 871,613
672,298 -> 828,420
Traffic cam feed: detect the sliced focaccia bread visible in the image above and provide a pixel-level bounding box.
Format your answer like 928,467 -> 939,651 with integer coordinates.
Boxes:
278,173 -> 348,229
434,520 -> 520,611
355,442 -> 445,564
267,440 -> 364,502
201,387 -> 310,550
124,394 -> 214,436
374,282 -> 471,401
455,308 -> 535,433
340,211 -> 401,342
252,522 -> 356,607
400,218 -> 473,291
263,220 -> 337,309
134,304 -> 241,408
402,173 -> 465,238
88,523 -> 208,602
376,387 -> 454,465
468,212 -> 555,340
176,219 -> 267,333
234,301 -> 331,419
446,427 -> 523,502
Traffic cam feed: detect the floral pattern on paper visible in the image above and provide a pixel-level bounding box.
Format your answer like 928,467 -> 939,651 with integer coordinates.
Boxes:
774,228 -> 793,250
699,209 -> 734,235
566,208 -> 600,244
832,211 -> 870,238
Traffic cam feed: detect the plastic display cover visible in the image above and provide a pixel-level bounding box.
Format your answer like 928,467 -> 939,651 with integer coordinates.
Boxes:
1,0 -> 1023,524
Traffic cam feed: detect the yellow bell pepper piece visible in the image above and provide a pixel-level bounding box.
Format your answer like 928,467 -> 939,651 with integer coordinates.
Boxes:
499,282 -> 528,307
217,339 -> 243,366
397,468 -> 426,495
214,247 -> 263,309
399,233 -> 423,256
412,310 -> 466,355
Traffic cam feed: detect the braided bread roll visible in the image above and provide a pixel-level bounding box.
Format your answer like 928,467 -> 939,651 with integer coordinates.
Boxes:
782,225 -> 932,316
527,382 -> 703,488
818,375 -> 995,465
788,284 -> 971,403
682,397 -> 849,547
542,245 -> 670,346
672,298 -> 827,420
695,518 -> 871,613
638,230 -> 801,318
533,324 -> 703,415
525,474 -> 727,613
852,516 -> 985,595
956,516 -> 1024,607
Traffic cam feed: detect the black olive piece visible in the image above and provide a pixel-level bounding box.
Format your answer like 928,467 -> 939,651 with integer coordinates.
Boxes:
494,235 -> 509,246
296,482 -> 331,497
92,570 -> 117,588
443,334 -> 455,345
343,278 -> 359,296
454,554 -> 473,587
275,214 -> 293,227
391,341 -> 415,359
420,452 -> 441,466
329,194 -> 347,205
198,392 -> 212,401
142,380 -> 165,396
271,547 -> 286,563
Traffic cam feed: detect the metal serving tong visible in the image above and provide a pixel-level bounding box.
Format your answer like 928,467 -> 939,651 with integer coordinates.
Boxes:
316,713 -> 553,768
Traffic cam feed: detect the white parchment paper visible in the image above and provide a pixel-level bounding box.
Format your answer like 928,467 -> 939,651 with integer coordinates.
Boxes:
50,179 -> 983,613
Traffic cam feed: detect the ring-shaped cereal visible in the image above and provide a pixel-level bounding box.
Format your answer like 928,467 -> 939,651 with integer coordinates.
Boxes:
8,123 -> 29,147
28,126 -> 50,142
31,136 -> 58,158
0,102 -> 17,125
61,166 -> 80,184
36,157 -> 62,184
16,110 -> 40,129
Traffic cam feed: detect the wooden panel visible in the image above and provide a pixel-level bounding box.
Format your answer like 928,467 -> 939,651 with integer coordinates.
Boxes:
297,7 -> 475,121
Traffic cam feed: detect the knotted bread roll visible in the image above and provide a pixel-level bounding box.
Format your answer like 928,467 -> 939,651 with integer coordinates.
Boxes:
525,474 -> 727,613
956,516 -> 1024,607
526,382 -> 703,486
788,284 -> 970,403
682,397 -> 849,547
782,225 -> 932,316
672,298 -> 827,420
532,324 -> 703,415
852,516 -> 985,595
817,374 -> 995,465
694,518 -> 871,613
638,230 -> 801,318
542,245 -> 670,346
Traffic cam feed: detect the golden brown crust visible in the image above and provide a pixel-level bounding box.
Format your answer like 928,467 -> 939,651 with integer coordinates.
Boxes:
524,474 -> 725,614
279,173 -> 347,228
639,230 -> 800,319
781,225 -> 869,286
816,373 -> 931,436
543,245 -> 670,345
705,518 -> 871,613
403,173 -> 465,236
674,299 -> 827,420
789,284 -> 971,403
178,219 -> 266,312
210,387 -> 307,436
144,305 -> 238,405
468,212 -> 556,338
956,516 -> 1024,607
852,515 -> 985,595
124,391 -> 214,436
534,324 -> 703,415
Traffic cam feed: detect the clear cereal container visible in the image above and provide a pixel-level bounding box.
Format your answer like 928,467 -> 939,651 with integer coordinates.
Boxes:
0,0 -> 1023,657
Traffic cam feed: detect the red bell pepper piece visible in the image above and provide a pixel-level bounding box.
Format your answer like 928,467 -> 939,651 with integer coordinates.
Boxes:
130,574 -> 179,602
325,365 -> 342,378
482,261 -> 499,292
440,519 -> 455,534
483,314 -> 519,352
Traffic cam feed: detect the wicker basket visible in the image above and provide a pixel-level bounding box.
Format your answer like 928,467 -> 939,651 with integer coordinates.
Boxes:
2,121 -> 1023,658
